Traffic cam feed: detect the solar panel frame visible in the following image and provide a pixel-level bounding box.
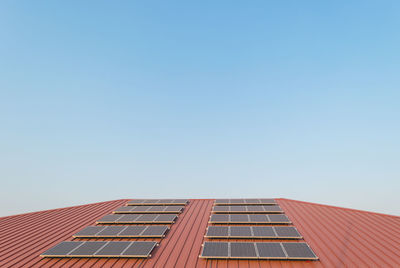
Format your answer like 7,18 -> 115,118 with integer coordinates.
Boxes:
200,242 -> 229,258
209,214 -> 290,224
205,226 -> 302,239
41,241 -> 158,258
73,225 -> 169,238
282,242 -> 318,260
121,241 -> 158,258
212,205 -> 283,214
214,198 -> 276,205
126,199 -> 189,206
68,241 -> 108,257
199,242 -> 318,260
114,205 -> 183,214
41,241 -> 84,257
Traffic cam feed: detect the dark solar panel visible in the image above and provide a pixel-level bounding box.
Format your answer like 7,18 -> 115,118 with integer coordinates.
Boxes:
213,205 -> 282,213
274,227 -> 302,238
232,206 -> 247,211
214,198 -> 276,205
136,214 -> 158,221
97,226 -> 126,236
230,199 -> 245,204
209,214 -> 229,223
68,241 -> 107,256
41,241 -> 83,257
201,242 -> 229,257
214,199 -> 229,204
230,242 -> 257,258
94,241 -> 131,256
121,241 -> 158,257
155,214 -> 177,223
249,214 -> 268,223
282,243 -> 318,259
230,214 -> 249,222
141,226 -> 169,237
117,214 -> 141,222
213,206 -> 229,212
230,226 -> 252,237
164,206 -> 184,213
206,226 -> 229,237
268,214 -> 290,223
74,226 -> 105,237
244,199 -> 260,204
119,226 -> 146,236
252,226 -> 275,238
247,206 -> 263,212
259,199 -> 276,204
96,214 -> 121,223
131,206 -> 152,212
114,206 -> 133,213
263,205 -> 283,212
148,206 -> 166,211
256,243 -> 286,259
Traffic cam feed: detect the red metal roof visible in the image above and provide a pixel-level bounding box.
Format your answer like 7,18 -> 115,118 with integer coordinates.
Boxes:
0,198 -> 399,267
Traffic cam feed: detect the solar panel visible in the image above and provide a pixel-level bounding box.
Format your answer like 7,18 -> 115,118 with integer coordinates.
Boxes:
73,225 -> 169,238
127,199 -> 189,206
256,242 -> 286,259
209,214 -> 290,224
206,226 -> 229,237
41,241 -> 82,257
200,242 -> 318,260
231,214 -> 249,222
205,226 -> 302,239
94,241 -> 131,256
68,241 -> 108,256
114,206 -> 184,214
274,226 -> 302,238
121,241 -> 158,257
282,242 -> 318,259
230,226 -> 252,237
230,242 -> 257,258
268,214 -> 291,223
200,242 -> 228,258
214,199 -> 276,205
41,241 -> 158,258
212,205 -> 283,214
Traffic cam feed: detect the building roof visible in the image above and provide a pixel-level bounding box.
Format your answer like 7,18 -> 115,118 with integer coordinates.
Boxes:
0,198 -> 399,267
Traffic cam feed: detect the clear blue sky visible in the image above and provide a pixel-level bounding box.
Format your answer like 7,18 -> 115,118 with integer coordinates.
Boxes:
1,1 -> 399,216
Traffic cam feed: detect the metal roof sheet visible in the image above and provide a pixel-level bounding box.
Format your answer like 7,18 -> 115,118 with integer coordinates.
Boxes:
0,198 -> 399,267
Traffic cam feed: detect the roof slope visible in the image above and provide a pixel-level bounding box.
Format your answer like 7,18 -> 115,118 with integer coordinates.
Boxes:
0,198 -> 399,267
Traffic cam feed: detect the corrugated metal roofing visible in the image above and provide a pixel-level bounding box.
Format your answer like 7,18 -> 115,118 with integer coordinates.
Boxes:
0,198 -> 399,267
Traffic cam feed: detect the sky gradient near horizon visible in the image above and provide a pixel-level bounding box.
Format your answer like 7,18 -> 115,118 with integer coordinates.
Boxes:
1,1 -> 399,216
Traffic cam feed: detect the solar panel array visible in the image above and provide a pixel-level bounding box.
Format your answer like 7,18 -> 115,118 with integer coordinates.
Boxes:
73,225 -> 169,238
212,205 -> 283,214
114,205 -> 184,214
200,198 -> 318,260
200,242 -> 318,260
205,226 -> 302,239
41,199 -> 189,259
215,199 -> 276,205
41,241 -> 157,258
209,214 -> 290,224
127,199 -> 189,206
